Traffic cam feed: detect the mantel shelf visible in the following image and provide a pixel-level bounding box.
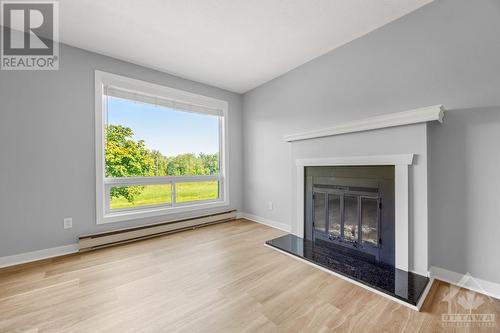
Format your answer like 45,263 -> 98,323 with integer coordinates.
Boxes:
284,105 -> 445,142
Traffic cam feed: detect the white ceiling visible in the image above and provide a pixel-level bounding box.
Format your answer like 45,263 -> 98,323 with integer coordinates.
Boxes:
59,0 -> 432,93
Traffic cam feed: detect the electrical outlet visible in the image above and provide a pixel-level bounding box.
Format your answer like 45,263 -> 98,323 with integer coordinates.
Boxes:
63,218 -> 73,229
268,201 -> 274,210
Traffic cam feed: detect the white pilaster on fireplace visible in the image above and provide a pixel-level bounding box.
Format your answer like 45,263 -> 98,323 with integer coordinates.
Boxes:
394,163 -> 410,271
295,154 -> 414,272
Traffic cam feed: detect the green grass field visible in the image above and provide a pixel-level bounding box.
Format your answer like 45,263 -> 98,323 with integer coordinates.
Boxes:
110,181 -> 218,209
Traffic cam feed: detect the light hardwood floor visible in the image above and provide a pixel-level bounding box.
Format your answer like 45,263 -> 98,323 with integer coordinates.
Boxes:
0,219 -> 498,332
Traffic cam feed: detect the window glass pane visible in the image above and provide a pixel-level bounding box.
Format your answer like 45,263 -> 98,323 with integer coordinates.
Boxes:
344,196 -> 358,241
313,192 -> 326,232
328,194 -> 341,237
105,96 -> 220,178
175,181 -> 219,203
362,198 -> 378,245
110,184 -> 171,210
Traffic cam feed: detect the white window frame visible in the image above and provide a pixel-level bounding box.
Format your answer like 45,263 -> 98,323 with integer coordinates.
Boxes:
95,70 -> 229,224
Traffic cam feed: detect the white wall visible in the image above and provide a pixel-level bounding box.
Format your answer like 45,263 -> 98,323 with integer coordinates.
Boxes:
243,0 -> 500,283
0,43 -> 243,257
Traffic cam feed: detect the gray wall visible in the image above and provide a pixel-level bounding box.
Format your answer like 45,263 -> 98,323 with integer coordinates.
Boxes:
243,0 -> 500,283
0,43 -> 243,257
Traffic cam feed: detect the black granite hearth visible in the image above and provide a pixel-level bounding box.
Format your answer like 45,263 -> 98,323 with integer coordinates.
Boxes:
266,234 -> 429,306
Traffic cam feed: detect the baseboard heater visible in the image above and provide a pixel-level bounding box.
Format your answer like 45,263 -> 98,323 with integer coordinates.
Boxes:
79,209 -> 237,252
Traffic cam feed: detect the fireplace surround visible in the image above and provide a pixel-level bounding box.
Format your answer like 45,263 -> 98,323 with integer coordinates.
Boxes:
266,106 -> 444,310
295,154 -> 414,271
265,153 -> 432,310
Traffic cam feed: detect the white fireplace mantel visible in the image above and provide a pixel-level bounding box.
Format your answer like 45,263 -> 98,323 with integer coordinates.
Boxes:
295,154 -> 414,271
284,105 -> 444,142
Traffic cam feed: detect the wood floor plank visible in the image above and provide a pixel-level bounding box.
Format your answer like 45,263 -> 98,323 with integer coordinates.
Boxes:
0,219 -> 498,332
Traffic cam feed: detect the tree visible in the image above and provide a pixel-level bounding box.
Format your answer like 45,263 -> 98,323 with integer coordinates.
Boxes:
150,149 -> 169,176
200,153 -> 219,175
105,125 -> 155,202
166,153 -> 205,176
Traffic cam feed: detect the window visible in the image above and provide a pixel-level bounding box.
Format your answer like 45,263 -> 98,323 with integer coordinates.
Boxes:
95,71 -> 229,224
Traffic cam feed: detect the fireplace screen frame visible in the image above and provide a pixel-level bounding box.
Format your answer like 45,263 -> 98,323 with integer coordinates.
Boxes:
312,185 -> 381,259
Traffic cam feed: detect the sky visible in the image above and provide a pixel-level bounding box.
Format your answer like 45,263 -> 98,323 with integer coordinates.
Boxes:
107,96 -> 219,157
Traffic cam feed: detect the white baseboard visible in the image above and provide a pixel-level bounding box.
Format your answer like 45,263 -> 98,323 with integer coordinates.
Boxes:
238,212 -> 291,233
0,244 -> 79,269
430,266 -> 500,300
416,277 -> 435,310
410,269 -> 430,277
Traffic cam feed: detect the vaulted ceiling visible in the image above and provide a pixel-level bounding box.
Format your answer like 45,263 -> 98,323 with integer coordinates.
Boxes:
59,0 -> 433,93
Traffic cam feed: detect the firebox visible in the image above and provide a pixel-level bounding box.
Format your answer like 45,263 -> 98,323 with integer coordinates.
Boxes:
305,166 -> 395,266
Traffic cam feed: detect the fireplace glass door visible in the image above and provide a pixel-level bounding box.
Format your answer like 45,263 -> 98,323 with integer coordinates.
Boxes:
313,192 -> 326,232
361,197 -> 379,245
312,185 -> 381,259
343,195 -> 358,241
328,194 -> 341,237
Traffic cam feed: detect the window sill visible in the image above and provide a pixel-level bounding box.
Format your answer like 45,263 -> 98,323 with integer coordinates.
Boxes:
98,199 -> 230,224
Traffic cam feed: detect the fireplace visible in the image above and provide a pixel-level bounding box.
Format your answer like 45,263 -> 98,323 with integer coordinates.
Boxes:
305,166 -> 395,266
270,107 -> 443,309
265,155 -> 431,310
